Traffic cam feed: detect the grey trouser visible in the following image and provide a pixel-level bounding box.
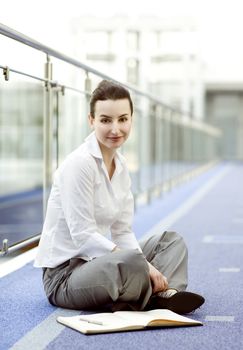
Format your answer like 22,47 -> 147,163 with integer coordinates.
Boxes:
42,231 -> 188,311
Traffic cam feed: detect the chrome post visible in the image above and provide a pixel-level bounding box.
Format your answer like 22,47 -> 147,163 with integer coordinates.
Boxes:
3,66 -> 10,81
136,107 -> 143,208
158,105 -> 164,197
84,72 -> 92,135
85,71 -> 91,94
0,239 -> 9,256
168,109 -> 173,191
43,54 -> 53,215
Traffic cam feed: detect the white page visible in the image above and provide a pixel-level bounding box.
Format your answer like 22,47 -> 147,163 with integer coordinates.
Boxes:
115,309 -> 202,325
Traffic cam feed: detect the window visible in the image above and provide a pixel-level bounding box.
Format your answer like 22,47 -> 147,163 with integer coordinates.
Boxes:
126,58 -> 139,85
127,31 -> 140,51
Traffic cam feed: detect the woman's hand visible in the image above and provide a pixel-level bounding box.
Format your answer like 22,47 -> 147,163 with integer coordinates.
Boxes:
111,246 -> 120,252
147,262 -> 168,294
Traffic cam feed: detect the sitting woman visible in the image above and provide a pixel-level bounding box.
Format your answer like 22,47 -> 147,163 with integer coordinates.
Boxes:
34,80 -> 205,313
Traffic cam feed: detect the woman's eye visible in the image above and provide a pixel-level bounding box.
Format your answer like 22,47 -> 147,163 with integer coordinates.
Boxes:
119,118 -> 128,122
101,119 -> 110,123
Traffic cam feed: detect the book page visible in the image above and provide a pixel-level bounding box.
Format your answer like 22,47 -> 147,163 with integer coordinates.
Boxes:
146,309 -> 202,325
57,313 -> 143,334
57,309 -> 202,334
78,312 -> 136,327
115,309 -> 202,326
114,310 -> 158,326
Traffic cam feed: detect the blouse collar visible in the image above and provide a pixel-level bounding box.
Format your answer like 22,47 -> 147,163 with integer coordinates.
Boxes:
85,131 -> 125,174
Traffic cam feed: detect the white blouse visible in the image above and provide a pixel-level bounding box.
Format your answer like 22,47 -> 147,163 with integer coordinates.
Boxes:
34,131 -> 141,268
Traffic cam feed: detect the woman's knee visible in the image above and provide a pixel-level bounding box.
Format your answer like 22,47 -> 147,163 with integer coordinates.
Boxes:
163,231 -> 187,249
114,249 -> 149,278
148,231 -> 188,261
112,250 -> 151,302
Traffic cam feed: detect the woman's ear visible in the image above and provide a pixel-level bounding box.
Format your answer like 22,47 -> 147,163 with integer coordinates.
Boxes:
88,114 -> 94,129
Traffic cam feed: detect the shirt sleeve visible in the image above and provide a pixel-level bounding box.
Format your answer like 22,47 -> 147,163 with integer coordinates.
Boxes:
58,156 -> 116,259
110,189 -> 142,252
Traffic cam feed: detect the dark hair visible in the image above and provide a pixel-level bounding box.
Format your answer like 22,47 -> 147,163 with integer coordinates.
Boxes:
90,80 -> 133,117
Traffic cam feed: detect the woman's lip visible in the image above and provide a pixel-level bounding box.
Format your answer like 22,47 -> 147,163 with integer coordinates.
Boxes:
107,136 -> 123,140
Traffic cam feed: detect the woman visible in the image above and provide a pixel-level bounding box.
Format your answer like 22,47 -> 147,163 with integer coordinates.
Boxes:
34,80 -> 204,313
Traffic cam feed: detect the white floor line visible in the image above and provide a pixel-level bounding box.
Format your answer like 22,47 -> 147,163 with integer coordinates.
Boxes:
219,267 -> 240,273
205,316 -> 235,322
203,235 -> 243,244
203,236 -> 214,243
142,165 -> 232,239
10,308 -> 80,350
0,247 -> 37,278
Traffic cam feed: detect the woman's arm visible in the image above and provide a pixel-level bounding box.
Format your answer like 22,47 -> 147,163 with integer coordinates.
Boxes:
110,188 -> 167,293
110,190 -> 142,251
58,156 -> 116,259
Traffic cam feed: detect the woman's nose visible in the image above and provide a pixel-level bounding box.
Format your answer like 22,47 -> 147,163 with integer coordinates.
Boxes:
111,122 -> 119,134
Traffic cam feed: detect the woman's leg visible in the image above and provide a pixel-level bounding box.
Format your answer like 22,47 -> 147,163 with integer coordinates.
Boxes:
43,249 -> 152,311
139,231 -> 205,313
139,231 -> 188,291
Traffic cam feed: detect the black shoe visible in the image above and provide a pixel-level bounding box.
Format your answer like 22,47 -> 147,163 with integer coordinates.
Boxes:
147,291 -> 205,314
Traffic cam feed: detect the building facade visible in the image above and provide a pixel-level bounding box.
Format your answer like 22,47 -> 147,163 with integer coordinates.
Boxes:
71,14 -> 243,160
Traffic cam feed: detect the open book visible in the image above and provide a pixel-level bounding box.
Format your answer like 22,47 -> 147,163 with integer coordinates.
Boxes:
57,309 -> 203,334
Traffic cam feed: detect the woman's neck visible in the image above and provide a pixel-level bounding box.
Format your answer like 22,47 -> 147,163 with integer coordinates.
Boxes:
99,142 -> 116,179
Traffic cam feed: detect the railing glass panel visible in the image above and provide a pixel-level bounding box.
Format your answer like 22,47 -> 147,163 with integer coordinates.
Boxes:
0,75 -> 43,249
0,23 -> 222,254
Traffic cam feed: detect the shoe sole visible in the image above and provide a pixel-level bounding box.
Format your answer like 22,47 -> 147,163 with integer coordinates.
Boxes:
165,291 -> 205,314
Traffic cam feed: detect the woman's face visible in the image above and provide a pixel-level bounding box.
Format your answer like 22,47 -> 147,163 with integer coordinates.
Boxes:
89,98 -> 132,152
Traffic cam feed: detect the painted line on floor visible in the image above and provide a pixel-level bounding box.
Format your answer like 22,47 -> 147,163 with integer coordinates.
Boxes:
10,308 -> 80,350
143,165 -> 232,239
205,316 -> 235,322
219,267 -> 240,273
203,235 -> 243,244
0,248 -> 37,278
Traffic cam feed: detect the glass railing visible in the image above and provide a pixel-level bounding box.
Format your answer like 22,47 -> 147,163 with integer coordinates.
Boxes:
0,23 -> 222,255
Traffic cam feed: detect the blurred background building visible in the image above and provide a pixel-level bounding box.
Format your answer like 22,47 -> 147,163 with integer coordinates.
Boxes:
71,14 -> 243,161
73,15 -> 202,117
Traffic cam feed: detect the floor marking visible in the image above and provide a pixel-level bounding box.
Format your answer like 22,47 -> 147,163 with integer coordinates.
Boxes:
143,165 -> 231,239
219,267 -> 240,272
205,316 -> 235,322
0,248 -> 37,278
203,235 -> 243,244
203,236 -> 214,243
10,308 -> 80,350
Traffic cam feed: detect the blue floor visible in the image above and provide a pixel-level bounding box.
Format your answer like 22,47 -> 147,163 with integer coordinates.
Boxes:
0,189 -> 43,246
0,162 -> 242,350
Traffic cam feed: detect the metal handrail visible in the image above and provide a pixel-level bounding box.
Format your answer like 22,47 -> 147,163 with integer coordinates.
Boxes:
0,23 -> 204,119
0,235 -> 41,256
0,23 -> 162,103
0,23 -> 222,134
0,64 -> 89,95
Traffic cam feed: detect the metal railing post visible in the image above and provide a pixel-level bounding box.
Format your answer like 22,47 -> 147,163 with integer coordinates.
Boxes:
43,54 -> 53,216
84,71 -> 92,135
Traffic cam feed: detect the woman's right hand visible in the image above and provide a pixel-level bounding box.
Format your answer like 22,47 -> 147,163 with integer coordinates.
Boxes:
147,262 -> 168,294
112,246 -> 120,252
